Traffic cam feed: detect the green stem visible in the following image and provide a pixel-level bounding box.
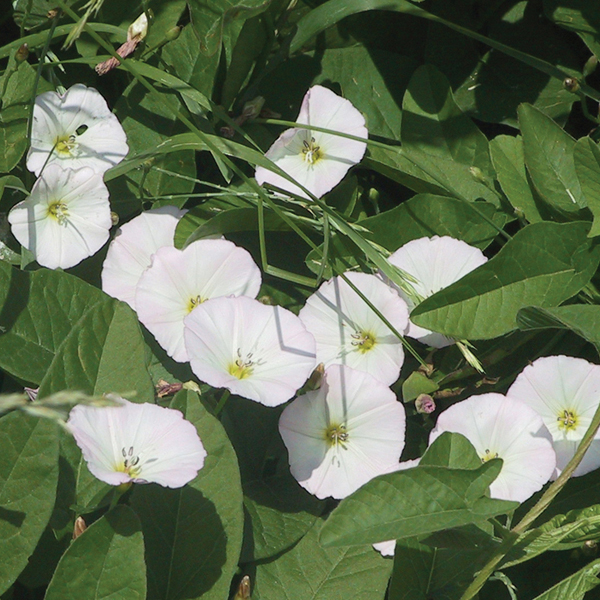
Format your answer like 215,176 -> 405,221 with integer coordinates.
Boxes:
214,389 -> 231,417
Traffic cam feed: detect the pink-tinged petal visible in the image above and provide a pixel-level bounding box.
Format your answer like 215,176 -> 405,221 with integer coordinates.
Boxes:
507,355 -> 600,443
27,84 -> 128,175
68,398 -> 206,488
8,165 -> 111,270
387,236 -> 487,348
299,272 -> 409,385
184,296 -> 316,406
255,85 -> 367,200
279,365 -> 406,499
136,239 -> 261,362
429,393 -> 556,503
102,206 -> 186,310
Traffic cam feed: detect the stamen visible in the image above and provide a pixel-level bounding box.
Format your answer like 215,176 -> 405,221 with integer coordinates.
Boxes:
228,348 -> 257,380
351,330 -> 376,353
325,423 -> 349,449
301,136 -> 322,165
187,295 -> 205,313
48,200 -> 69,226
118,446 -> 143,477
481,448 -> 499,463
557,409 -> 578,431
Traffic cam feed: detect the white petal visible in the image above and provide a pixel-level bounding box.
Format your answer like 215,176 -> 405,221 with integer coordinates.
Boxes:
136,239 -> 262,362
27,84 -> 128,175
299,272 -> 409,385
68,398 -> 206,488
8,165 -> 111,270
101,206 -> 186,310
507,355 -> 600,442
429,393 -> 556,503
279,364 -> 406,499
388,236 -> 487,348
184,296 -> 316,406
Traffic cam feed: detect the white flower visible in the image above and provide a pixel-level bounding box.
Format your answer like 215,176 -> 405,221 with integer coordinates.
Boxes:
299,272 -> 409,386
27,83 -> 128,176
184,295 -> 316,406
136,239 -> 262,362
255,85 -> 367,199
68,397 -> 207,488
8,164 -> 112,269
278,364 -> 406,500
507,355 -> 600,478
429,393 -> 556,503
387,236 -> 487,348
101,206 -> 186,311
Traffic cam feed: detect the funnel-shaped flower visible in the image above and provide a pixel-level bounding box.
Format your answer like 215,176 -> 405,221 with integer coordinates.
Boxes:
279,364 -> 406,499
136,239 -> 261,362
27,84 -> 128,176
429,393 -> 556,502
255,85 -> 367,199
101,206 -> 186,311
387,236 -> 487,348
68,397 -> 206,488
507,355 -> 600,478
299,272 -> 409,386
184,295 -> 316,406
8,164 -> 111,269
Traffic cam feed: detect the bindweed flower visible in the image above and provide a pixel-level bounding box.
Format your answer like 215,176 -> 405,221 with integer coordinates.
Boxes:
279,364 -> 406,499
136,239 -> 262,362
184,295 -> 316,406
27,84 -> 128,176
507,355 -> 600,478
68,397 -> 207,488
299,272 -> 409,386
8,164 -> 112,269
387,236 -> 487,348
429,393 -> 556,503
255,85 -> 367,199
101,205 -> 186,311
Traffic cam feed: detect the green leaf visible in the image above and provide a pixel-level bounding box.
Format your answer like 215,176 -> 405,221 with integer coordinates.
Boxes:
187,0 -> 271,61
0,412 -> 59,594
389,537 -> 491,600
130,390 -> 243,600
176,207 -> 292,248
517,305 -> 600,354
530,558 -> 600,600
243,475 -> 325,561
544,0 -> 600,59
37,298 -> 154,402
319,461 -> 517,547
411,221 -> 600,340
420,432 -> 481,470
253,517 -> 392,600
518,103 -> 584,213
538,504 -> 600,549
490,135 -> 542,223
402,65 -> 492,175
44,505 -> 146,600
401,370 -> 439,403
574,136 -> 600,237
0,264 -> 142,388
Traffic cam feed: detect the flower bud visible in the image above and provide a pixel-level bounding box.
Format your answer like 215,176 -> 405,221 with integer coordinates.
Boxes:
583,56 -> 598,79
73,516 -> 87,540
165,26 -> 182,42
563,77 -> 580,93
242,96 -> 266,121
415,393 -> 435,414
128,12 -> 149,42
15,43 -> 29,63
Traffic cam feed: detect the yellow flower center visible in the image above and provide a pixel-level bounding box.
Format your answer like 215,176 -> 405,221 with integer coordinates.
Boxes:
557,409 -> 578,431
48,200 -> 69,225
187,294 -> 205,313
117,446 -> 142,478
227,349 -> 255,380
481,448 -> 499,463
325,423 -> 349,449
55,134 -> 77,156
351,330 -> 376,353
301,137 -> 323,165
